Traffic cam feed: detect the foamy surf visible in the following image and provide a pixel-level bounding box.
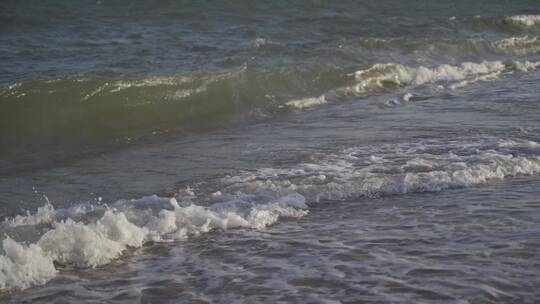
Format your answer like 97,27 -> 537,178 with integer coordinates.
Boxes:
219,138 -> 540,202
4,1 -> 540,301
492,36 -> 540,55
0,195 -> 307,290
502,15 -> 540,27
287,59 -> 540,110
348,60 -> 540,94
2,137 -> 539,291
474,14 -> 540,31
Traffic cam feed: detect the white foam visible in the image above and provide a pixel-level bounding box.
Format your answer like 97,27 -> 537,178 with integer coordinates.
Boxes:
492,36 -> 540,55
219,138 -> 540,202
402,92 -> 413,102
345,60 -> 540,96
352,61 -> 504,91
284,95 -> 327,110
3,137 -> 540,291
253,38 -> 267,48
512,60 -> 540,72
504,14 -> 540,27
284,59 -> 528,110
0,196 -> 307,290
38,216 -> 129,268
4,202 -> 55,227
0,238 -> 56,290
448,71 -> 502,90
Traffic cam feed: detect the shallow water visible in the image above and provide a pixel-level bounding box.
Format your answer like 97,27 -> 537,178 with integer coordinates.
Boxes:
1,1 -> 540,303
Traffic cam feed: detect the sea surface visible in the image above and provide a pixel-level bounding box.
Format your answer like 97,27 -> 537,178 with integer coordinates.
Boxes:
1,1 -> 540,303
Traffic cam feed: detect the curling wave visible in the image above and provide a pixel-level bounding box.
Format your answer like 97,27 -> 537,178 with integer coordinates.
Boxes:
2,59 -> 540,172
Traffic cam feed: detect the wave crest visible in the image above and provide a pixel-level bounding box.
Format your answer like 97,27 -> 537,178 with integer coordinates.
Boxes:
0,194 -> 307,290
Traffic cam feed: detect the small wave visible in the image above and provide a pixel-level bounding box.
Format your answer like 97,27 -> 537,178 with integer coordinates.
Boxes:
492,36 -> 540,54
474,14 -> 540,31
2,137 -> 539,290
1,59 -> 539,171
349,61 -> 505,92
349,60 -> 539,92
0,194 -> 307,290
282,59 -> 540,110
502,15 -> 540,27
219,138 -> 540,202
0,66 -> 347,171
334,59 -> 539,105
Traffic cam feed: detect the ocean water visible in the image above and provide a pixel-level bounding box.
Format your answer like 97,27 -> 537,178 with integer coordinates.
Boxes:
1,1 -> 540,303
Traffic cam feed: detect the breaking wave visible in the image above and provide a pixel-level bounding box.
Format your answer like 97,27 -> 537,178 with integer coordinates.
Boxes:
0,66 -> 348,172
498,14 -> 540,27
0,195 -> 307,290
287,60 -> 540,110
2,57 -> 540,172
1,136 -> 540,290
474,14 -> 540,31
492,35 -> 540,55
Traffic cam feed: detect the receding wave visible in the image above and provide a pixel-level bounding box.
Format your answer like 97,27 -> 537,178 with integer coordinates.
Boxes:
1,136 -> 540,290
